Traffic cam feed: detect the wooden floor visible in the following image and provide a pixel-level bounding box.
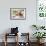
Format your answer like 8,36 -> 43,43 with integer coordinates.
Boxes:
0,42 -> 46,46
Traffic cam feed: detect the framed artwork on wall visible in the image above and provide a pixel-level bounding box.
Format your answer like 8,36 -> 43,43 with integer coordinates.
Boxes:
37,0 -> 46,20
10,8 -> 26,20
36,0 -> 46,26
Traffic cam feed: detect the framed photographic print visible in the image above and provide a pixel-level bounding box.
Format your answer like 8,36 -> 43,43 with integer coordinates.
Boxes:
10,8 -> 26,20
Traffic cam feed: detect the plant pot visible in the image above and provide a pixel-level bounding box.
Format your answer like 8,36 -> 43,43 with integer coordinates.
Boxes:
37,39 -> 40,43
37,39 -> 44,44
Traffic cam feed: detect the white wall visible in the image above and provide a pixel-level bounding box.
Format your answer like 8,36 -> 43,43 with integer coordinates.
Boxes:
0,0 -> 36,42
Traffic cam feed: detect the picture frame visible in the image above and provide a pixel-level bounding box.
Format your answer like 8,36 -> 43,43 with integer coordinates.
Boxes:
10,8 -> 26,20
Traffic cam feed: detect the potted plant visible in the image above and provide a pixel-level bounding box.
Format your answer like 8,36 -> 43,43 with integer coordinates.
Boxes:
33,32 -> 46,43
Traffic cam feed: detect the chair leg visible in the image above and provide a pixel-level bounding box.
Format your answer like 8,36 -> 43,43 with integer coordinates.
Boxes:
4,41 -> 7,46
4,33 -> 7,46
